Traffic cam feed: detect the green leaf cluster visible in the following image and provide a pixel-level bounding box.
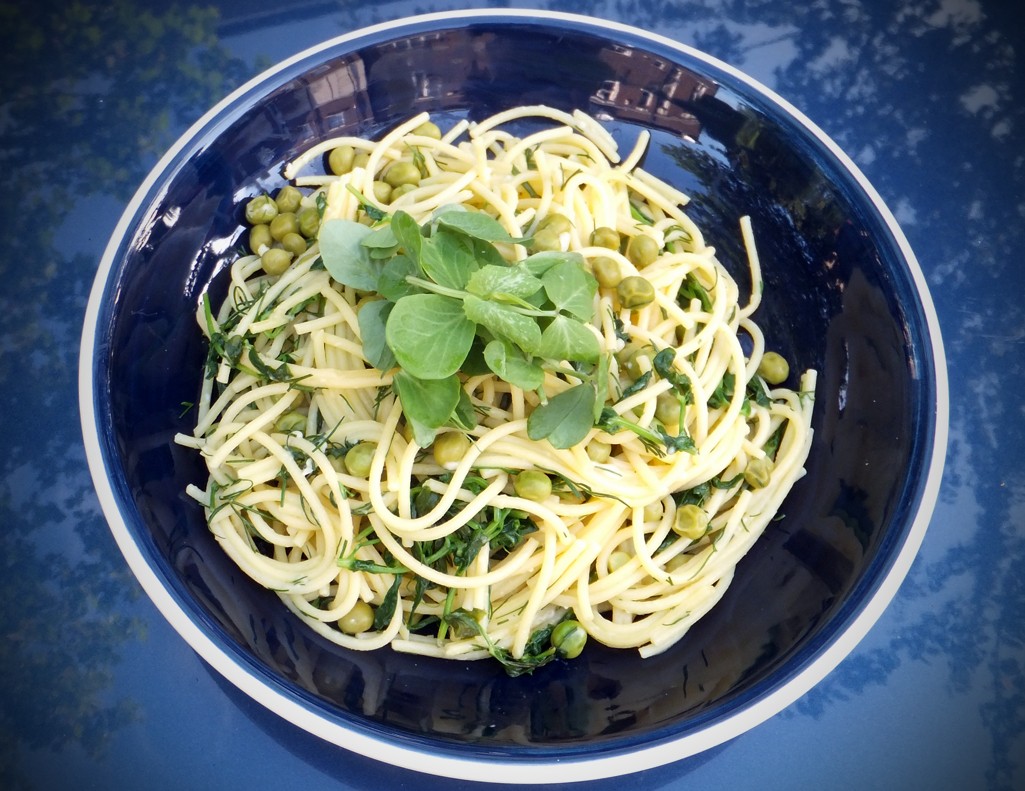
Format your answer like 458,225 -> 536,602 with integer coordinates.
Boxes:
318,206 -> 603,446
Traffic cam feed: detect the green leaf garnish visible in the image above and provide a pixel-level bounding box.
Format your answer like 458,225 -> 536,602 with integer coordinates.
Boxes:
345,183 -> 387,221
319,219 -> 377,291
385,294 -> 475,379
540,256 -> 597,320
527,384 -> 597,449
483,339 -> 546,390
537,314 -> 600,363
392,370 -> 462,431
442,610 -> 559,677
357,299 -> 395,371
463,294 -> 543,354
419,228 -> 478,289
376,254 -> 421,301
520,250 -> 577,277
434,209 -> 525,243
466,264 -> 544,300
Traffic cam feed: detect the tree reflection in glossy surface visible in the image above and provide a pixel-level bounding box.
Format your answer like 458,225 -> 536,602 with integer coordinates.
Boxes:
756,4 -> 1025,789
0,2 -> 253,786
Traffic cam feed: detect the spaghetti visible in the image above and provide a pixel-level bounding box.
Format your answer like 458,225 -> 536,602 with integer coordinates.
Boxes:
176,106 -> 815,673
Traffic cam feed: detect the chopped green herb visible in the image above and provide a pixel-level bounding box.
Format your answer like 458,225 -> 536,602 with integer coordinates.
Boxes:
596,406 -> 695,457
653,348 -> 694,404
442,610 -> 560,677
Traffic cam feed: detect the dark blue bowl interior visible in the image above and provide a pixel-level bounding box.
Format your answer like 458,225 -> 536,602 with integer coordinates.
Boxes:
94,17 -> 938,760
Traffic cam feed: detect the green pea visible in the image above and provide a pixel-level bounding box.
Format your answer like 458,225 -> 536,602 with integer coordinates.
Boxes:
618,343 -> 654,380
248,223 -> 272,255
245,194 -> 278,225
412,120 -> 442,139
339,600 -> 375,634
371,180 -> 393,204
617,275 -> 655,309
551,619 -> 587,659
344,442 -> 376,478
655,392 -> 682,425
589,226 -> 620,250
757,351 -> 790,385
328,144 -> 356,176
585,440 -> 612,463
269,211 -> 298,241
274,185 -> 302,214
537,212 -> 571,235
274,411 -> 306,433
353,151 -> 370,169
674,503 -> 707,539
744,457 -> 773,489
626,234 -> 659,268
608,550 -> 630,572
384,161 -> 422,188
281,232 -> 307,256
513,469 -> 552,501
531,227 -> 563,252
261,247 -> 293,276
433,431 -> 471,469
390,183 -> 416,202
297,206 -> 321,238
591,255 -> 622,288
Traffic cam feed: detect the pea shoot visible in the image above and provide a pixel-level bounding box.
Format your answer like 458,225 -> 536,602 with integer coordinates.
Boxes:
319,205 -> 606,447
441,610 -> 589,675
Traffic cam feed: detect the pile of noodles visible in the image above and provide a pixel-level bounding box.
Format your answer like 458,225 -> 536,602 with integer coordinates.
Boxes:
176,106 -> 815,665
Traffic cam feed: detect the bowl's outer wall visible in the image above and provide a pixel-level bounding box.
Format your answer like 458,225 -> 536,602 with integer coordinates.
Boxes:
96,19 -> 937,757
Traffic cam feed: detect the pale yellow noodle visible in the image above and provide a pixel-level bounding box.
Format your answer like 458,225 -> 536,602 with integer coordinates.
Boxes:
177,106 -> 816,666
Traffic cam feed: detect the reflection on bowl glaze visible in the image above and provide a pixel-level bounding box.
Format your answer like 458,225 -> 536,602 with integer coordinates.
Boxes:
81,10 -> 946,783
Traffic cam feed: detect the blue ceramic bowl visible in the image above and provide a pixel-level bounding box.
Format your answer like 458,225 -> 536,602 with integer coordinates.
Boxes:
80,10 -> 947,783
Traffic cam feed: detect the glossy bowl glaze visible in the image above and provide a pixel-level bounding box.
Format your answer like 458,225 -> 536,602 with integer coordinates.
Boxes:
80,10 -> 947,783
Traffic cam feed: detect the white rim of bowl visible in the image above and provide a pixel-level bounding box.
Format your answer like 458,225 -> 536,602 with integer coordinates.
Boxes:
79,8 -> 949,784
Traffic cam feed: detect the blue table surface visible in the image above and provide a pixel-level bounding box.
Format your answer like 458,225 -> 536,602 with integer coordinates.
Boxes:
3,1 -> 1023,789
